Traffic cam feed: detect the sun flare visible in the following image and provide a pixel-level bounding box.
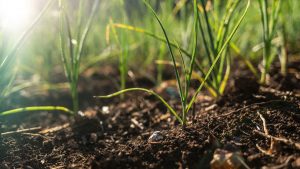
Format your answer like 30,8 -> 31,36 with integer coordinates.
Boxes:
0,0 -> 34,31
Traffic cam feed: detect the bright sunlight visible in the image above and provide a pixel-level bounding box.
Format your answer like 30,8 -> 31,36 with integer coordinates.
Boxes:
0,0 -> 34,31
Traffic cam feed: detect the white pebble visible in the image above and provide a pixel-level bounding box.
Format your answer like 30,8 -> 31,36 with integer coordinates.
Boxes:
148,131 -> 164,142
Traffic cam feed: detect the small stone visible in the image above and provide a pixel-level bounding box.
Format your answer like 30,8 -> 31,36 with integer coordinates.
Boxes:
148,131 -> 164,143
90,133 -> 98,143
102,106 -> 110,114
78,111 -> 85,117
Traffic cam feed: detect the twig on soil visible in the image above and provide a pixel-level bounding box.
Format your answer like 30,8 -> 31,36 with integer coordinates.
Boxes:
131,118 -> 144,130
256,138 -> 276,156
204,104 -> 217,112
257,111 -> 269,135
254,130 -> 300,151
256,112 -> 276,156
158,113 -> 170,121
247,153 -> 263,161
39,123 -> 70,134
0,127 -> 41,136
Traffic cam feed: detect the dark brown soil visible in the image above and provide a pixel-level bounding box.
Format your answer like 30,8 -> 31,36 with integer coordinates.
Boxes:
0,61 -> 300,169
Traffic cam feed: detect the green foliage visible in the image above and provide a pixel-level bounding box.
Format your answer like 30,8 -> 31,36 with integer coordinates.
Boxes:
96,0 -> 250,126
0,106 -> 73,116
195,0 -> 248,96
59,0 -> 99,112
107,0 -> 130,99
257,0 -> 282,84
109,0 -> 251,97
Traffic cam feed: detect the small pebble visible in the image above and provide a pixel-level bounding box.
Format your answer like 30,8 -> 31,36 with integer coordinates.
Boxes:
148,131 -> 164,143
90,133 -> 98,143
102,106 -> 110,114
78,111 -> 85,117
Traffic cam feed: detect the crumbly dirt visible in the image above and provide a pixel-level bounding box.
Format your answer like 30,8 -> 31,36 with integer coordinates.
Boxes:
0,61 -> 299,169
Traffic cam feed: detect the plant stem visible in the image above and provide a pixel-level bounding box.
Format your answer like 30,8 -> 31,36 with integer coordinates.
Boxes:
0,106 -> 73,116
71,84 -> 79,113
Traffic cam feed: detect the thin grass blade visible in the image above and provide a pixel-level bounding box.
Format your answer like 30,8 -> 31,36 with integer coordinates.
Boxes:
0,106 -> 73,116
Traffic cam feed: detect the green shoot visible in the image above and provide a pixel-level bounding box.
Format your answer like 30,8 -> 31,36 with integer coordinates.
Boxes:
110,23 -> 218,95
257,0 -> 282,84
0,106 -> 73,117
196,0 -> 245,96
186,0 -> 250,113
119,32 -> 129,99
119,0 -> 129,99
110,0 -> 251,97
108,16 -> 129,99
59,0 -> 99,112
96,0 -> 250,126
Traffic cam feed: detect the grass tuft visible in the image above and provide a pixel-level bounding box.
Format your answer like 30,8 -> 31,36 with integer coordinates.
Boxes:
258,0 -> 282,84
59,0 -> 99,112
96,0 -> 250,126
